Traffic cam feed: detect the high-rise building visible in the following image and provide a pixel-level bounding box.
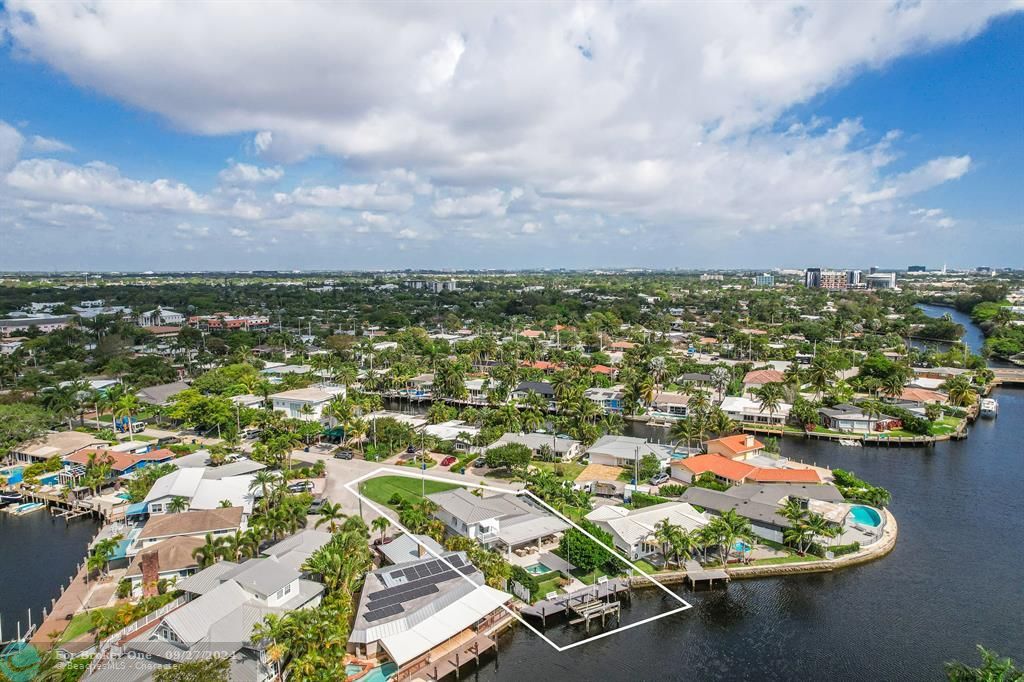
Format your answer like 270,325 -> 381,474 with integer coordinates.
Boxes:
864,272 -> 897,289
846,270 -> 862,287
752,273 -> 775,287
908,265 -> 927,272
819,271 -> 848,290
803,268 -> 821,288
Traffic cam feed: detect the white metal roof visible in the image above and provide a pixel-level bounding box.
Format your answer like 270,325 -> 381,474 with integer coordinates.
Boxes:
144,468 -> 205,504
378,585 -> 510,665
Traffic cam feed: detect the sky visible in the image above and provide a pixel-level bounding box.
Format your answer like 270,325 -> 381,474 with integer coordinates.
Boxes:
0,2 -> 1022,272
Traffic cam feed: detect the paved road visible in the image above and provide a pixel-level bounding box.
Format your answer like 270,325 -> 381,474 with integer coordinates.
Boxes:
319,456 -> 521,522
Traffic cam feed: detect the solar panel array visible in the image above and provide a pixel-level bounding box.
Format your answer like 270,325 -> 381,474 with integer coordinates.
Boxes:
362,556 -> 475,624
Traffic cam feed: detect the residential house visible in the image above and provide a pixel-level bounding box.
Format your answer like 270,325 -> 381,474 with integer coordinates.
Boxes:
719,396 -> 792,425
405,373 -> 434,398
123,536 -> 206,597
463,378 -> 489,405
133,507 -> 245,553
510,381 -> 555,408
11,431 -> 107,464
0,315 -> 73,337
378,533 -> 445,566
742,369 -> 786,394
420,420 -> 480,452
136,381 -> 191,408
680,484 -> 844,543
648,391 -> 689,420
270,385 -> 345,422
426,489 -> 569,556
589,364 -> 618,378
583,385 -> 624,413
585,435 -> 673,469
486,432 -> 583,462
585,502 -> 709,561
259,529 -> 334,572
59,447 -> 175,487
143,467 -> 257,516
818,404 -> 900,433
347,552 -> 511,678
704,434 -> 765,460
110,554 -> 324,681
671,453 -> 821,486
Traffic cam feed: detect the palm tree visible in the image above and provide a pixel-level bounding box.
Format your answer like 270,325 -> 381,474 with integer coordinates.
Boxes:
192,533 -> 228,568
114,392 -> 143,442
807,356 -> 836,400
860,399 -> 885,434
167,496 -> 189,513
653,519 -> 680,565
710,509 -> 753,566
314,501 -> 347,532
250,470 -> 282,512
943,375 -> 978,408
371,516 -> 391,544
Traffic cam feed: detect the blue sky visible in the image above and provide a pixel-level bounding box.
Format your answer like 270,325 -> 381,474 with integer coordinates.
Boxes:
0,2 -> 1021,271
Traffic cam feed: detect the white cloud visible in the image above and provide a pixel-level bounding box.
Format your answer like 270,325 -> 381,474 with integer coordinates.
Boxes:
218,162 -> 284,185
278,183 -> 414,212
229,227 -> 250,239
0,121 -> 24,172
28,135 -> 74,153
432,188 -> 522,219
6,158 -> 211,212
521,221 -> 541,234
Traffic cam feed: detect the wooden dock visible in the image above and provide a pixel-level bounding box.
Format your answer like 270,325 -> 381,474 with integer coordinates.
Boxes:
992,367 -> 1024,386
683,560 -> 730,589
519,578 -> 631,629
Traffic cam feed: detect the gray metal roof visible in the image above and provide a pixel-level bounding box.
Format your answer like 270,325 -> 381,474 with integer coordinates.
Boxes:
724,483 -> 845,504
226,556 -> 299,597
488,432 -> 581,454
680,487 -> 792,528
426,488 -> 536,525
175,560 -> 240,595
379,533 -> 445,566
162,580 -> 251,643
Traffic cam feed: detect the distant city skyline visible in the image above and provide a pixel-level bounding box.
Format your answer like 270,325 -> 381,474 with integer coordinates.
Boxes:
1,3 -> 1022,271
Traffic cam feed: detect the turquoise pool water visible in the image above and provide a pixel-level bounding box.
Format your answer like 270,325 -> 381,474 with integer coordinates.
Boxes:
345,664 -> 363,675
116,492 -> 132,500
2,466 -> 25,485
848,505 -> 882,527
525,562 -> 553,575
733,540 -> 752,552
354,662 -> 397,682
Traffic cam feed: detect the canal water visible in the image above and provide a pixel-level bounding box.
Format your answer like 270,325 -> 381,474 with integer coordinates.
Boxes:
913,302 -> 987,356
0,511 -> 97,641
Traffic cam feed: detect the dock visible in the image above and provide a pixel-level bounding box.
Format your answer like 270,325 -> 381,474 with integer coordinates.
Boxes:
519,578 -> 631,631
992,367 -> 1024,386
684,561 -> 730,589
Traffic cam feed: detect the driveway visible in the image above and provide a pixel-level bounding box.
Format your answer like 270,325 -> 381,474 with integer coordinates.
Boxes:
320,457 -> 521,522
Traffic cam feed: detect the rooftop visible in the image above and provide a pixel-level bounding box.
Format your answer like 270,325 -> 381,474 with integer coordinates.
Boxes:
138,506 -> 244,541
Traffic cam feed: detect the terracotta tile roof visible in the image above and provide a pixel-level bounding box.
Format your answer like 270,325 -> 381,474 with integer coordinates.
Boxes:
609,341 -> 637,350
519,329 -> 543,338
747,468 -> 822,483
521,360 -> 560,371
139,507 -> 244,541
705,434 -> 764,456
674,454 -> 755,482
743,369 -> 785,385
590,364 -> 616,375
698,337 -> 719,344
899,388 -> 947,404
552,325 -> 576,332
64,448 -> 175,473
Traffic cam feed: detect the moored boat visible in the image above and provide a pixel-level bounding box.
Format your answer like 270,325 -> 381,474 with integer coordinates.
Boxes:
7,501 -> 45,515
0,491 -> 24,506
980,398 -> 999,418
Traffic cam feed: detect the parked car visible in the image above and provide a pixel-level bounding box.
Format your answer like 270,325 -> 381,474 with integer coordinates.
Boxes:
333,448 -> 354,460
288,481 -> 314,493
648,472 -> 670,486
308,497 -> 326,514
472,458 -> 488,468
440,456 -> 457,467
156,436 -> 181,447
405,445 -> 418,455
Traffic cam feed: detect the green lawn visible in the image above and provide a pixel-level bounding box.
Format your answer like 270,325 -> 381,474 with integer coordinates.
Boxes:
531,461 -> 586,481
749,555 -> 816,567
60,607 -> 117,643
633,559 -> 660,574
534,575 -> 562,598
359,475 -> 460,508
572,567 -> 610,585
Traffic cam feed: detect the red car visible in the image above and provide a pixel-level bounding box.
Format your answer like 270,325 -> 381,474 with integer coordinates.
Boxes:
440,456 -> 458,467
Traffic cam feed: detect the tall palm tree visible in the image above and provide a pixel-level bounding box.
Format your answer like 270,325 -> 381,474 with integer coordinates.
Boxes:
167,496 -> 189,513
192,533 -> 228,568
371,516 -> 391,544
250,470 -> 282,512
314,501 -> 347,533
114,392 -> 143,442
710,509 -> 753,566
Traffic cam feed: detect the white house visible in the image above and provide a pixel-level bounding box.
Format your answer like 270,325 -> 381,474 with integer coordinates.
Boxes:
270,385 -> 345,422
426,489 -> 569,556
486,432 -> 583,462
585,435 -> 673,469
143,467 -> 257,516
585,502 -> 710,561
420,420 -> 480,452
720,396 -> 792,425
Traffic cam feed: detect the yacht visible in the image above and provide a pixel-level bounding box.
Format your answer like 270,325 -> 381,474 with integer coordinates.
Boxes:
980,398 -> 999,418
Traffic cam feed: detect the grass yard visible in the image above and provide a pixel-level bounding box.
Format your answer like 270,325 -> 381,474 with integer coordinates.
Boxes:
749,555 -> 815,567
60,607 -> 117,643
534,575 -> 562,598
531,460 -> 586,481
572,566 -> 611,585
359,475 -> 460,508
632,559 -> 660,574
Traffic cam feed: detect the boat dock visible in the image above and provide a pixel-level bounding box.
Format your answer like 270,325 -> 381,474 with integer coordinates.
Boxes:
519,578 -> 631,631
683,561 -> 730,589
992,367 -> 1024,386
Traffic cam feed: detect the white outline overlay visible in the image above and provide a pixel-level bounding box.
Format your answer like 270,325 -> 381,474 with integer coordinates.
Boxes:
344,468 -> 692,653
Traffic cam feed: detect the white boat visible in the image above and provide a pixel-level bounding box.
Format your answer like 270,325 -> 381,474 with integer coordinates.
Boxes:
7,502 -> 45,515
979,398 -> 998,418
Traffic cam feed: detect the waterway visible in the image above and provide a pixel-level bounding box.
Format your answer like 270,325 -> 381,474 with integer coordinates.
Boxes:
0,510 -> 97,641
913,302 -> 987,356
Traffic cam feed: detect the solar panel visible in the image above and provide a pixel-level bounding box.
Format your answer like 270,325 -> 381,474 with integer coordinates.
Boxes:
364,604 -> 404,622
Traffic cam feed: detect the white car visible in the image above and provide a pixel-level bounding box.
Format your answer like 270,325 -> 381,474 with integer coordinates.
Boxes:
648,472 -> 670,486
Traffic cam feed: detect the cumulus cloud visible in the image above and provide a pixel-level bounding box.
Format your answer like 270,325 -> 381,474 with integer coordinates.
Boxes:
0,2 -> 1016,265
218,161 -> 284,185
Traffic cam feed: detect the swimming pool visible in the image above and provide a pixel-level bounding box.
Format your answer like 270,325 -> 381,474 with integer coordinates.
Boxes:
351,662 -> 397,682
733,540 -> 752,553
848,505 -> 882,527
525,562 -> 554,576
